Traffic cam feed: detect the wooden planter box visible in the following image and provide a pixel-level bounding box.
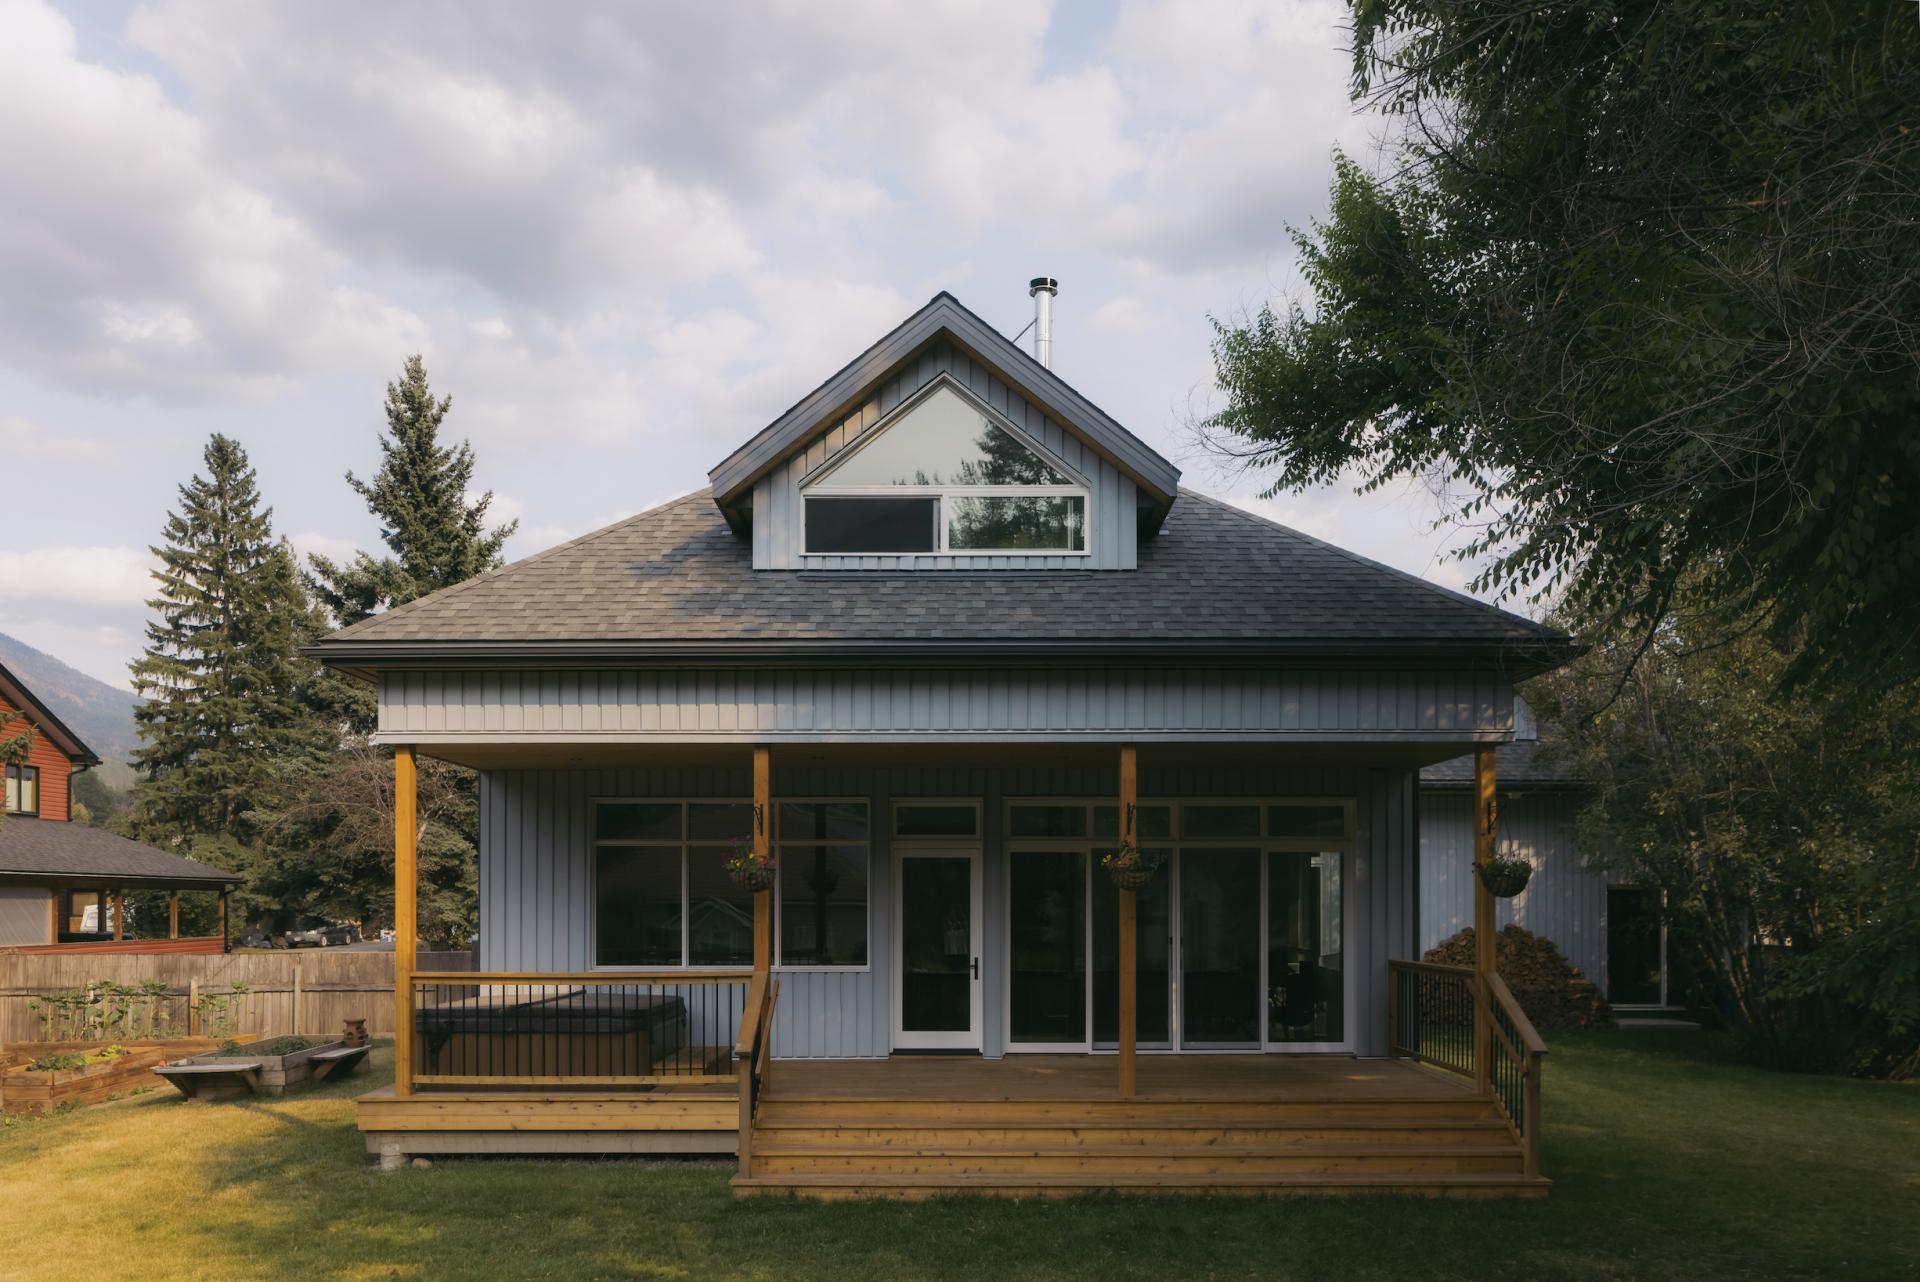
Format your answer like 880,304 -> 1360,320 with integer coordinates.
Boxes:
163,1038 -> 363,1099
0,1036 -> 256,1114
3,1048 -> 167,1114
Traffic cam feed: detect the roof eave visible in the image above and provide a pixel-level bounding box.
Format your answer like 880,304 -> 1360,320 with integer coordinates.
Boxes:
307,635 -> 1582,677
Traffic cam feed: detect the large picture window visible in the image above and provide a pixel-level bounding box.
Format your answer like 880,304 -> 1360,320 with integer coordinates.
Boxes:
594,800 -> 754,967
800,380 -> 1087,556
592,798 -> 871,970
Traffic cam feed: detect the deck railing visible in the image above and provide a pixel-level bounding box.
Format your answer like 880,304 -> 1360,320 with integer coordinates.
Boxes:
1387,959 -> 1548,1178
406,970 -> 752,1088
733,973 -> 779,1177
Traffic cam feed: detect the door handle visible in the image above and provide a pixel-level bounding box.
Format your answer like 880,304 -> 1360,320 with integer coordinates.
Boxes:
970,956 -> 980,980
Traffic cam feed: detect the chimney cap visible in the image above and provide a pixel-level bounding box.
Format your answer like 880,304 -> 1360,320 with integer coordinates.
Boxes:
1028,277 -> 1058,294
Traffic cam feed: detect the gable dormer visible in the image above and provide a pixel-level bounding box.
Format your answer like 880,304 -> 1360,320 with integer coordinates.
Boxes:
708,292 -> 1180,571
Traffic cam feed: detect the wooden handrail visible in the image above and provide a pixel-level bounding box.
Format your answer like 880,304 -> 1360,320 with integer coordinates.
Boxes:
1391,960 -> 1475,978
1487,973 -> 1549,1056
735,975 -> 778,1178
412,970 -> 753,984
733,974 -> 768,1059
1388,958 -> 1548,1181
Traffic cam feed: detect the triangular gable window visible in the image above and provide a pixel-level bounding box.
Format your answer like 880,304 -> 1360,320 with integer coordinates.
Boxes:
802,380 -> 1087,555
819,385 -> 1071,487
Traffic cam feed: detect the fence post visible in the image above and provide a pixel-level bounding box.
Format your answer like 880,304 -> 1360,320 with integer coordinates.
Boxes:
292,963 -> 303,1036
188,978 -> 200,1037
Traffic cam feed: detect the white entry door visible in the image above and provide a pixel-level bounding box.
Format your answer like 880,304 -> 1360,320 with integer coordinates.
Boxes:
893,847 -> 983,1050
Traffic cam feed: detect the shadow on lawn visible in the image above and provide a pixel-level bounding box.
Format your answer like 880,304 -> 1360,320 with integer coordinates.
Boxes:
163,1036 -> 1918,1282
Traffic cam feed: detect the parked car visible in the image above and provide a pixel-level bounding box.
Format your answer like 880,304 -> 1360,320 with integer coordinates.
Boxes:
283,922 -> 361,948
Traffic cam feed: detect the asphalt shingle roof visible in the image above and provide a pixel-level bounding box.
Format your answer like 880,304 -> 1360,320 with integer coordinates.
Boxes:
0,817 -> 242,885
1420,740 -> 1585,787
318,488 -> 1567,655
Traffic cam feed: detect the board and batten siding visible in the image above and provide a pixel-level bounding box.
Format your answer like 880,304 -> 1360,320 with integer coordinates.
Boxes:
750,341 -> 1139,571
381,669 -> 1515,743
1419,789 -> 1609,990
476,761 -> 1419,1060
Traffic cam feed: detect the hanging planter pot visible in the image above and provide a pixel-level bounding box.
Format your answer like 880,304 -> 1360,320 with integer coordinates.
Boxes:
1101,842 -> 1165,892
1477,857 -> 1533,899
723,841 -> 777,893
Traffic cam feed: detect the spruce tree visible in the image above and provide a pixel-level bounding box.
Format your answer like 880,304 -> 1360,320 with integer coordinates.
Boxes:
129,434 -> 327,842
308,355 -> 517,626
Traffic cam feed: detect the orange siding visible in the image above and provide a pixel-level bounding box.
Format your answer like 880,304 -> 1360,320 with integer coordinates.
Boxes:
0,691 -> 75,822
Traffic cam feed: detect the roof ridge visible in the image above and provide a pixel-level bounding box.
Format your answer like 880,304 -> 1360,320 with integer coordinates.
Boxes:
325,488 -> 714,640
1179,489 -> 1561,639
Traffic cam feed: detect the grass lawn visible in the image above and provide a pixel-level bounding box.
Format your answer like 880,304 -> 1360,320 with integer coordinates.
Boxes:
0,1032 -> 1913,1282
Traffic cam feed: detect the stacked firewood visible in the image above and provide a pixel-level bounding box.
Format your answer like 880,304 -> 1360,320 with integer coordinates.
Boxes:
1424,925 -> 1615,1031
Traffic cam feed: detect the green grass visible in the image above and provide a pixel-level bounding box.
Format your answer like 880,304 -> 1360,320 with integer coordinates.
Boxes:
0,1033 -> 1913,1282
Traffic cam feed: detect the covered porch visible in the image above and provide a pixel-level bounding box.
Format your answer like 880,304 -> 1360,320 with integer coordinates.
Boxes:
367,739 -> 1547,1195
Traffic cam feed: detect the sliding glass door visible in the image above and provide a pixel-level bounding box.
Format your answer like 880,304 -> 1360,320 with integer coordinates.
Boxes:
1005,799 -> 1355,1054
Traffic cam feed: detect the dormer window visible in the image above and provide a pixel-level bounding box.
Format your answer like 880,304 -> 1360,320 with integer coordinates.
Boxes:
801,380 -> 1088,555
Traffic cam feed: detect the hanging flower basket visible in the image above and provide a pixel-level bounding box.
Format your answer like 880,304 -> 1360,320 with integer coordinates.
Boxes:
1477,857 -> 1533,899
723,840 -> 777,893
1101,842 -> 1165,892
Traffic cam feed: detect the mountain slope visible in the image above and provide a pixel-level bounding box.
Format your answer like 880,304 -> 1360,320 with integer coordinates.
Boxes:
0,632 -> 139,788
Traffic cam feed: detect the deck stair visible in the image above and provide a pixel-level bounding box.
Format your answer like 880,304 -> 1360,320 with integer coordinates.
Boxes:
733,1088 -> 1546,1199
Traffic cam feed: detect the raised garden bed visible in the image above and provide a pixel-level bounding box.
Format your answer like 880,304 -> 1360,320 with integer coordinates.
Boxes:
0,1035 -> 258,1114
156,1035 -> 369,1100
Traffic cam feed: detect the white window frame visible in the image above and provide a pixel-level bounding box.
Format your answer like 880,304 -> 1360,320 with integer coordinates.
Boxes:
798,374 -> 1093,557
999,797 -> 1360,1055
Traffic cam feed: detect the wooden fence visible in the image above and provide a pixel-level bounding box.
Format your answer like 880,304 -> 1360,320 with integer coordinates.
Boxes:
0,950 -> 473,1045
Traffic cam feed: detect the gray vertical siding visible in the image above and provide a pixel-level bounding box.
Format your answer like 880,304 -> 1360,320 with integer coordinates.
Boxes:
479,761 -> 1421,1060
382,669 -> 1516,742
751,341 -> 1139,571
1418,789 -> 1609,990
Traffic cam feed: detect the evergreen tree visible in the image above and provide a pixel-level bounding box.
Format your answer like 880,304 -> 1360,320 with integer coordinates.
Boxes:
0,708 -> 29,827
308,355 -> 517,627
129,434 -> 328,844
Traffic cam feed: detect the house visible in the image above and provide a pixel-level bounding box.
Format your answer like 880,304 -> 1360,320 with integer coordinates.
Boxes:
1421,723 -> 1672,1008
313,286 -> 1577,1195
0,661 -> 240,954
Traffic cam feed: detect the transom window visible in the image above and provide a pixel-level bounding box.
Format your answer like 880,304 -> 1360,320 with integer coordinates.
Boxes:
591,799 -> 870,969
4,764 -> 38,816
801,380 -> 1088,555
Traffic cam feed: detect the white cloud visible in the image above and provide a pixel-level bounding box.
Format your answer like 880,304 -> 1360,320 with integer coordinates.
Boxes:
0,0 -> 425,398
0,416 -> 114,465
288,531 -> 360,567
0,545 -> 154,608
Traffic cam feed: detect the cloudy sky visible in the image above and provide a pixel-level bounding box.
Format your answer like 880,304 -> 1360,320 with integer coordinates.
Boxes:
1,0 -> 1498,691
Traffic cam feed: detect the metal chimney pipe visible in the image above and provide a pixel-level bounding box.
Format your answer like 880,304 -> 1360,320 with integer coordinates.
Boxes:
1028,276 -> 1058,368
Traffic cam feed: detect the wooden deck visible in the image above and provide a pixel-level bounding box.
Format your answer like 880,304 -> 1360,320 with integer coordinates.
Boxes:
359,1053 -> 1545,1196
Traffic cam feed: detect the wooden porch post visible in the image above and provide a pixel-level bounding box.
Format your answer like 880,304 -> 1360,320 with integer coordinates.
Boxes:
753,746 -> 772,975
394,745 -> 418,1097
167,890 -> 180,940
112,888 -> 123,941
1473,746 -> 1497,1093
218,889 -> 229,951
1118,745 -> 1139,1099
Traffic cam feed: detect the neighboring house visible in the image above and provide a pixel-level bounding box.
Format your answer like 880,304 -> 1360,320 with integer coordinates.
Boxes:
315,287 -> 1579,1195
1421,723 -> 1670,1008
0,661 -> 240,954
